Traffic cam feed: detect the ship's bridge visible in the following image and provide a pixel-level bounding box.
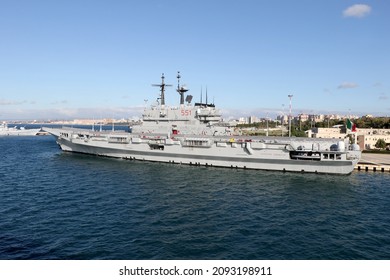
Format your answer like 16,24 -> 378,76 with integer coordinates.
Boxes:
140,72 -> 224,128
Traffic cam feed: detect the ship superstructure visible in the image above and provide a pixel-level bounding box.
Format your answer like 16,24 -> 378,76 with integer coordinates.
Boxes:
132,72 -> 233,136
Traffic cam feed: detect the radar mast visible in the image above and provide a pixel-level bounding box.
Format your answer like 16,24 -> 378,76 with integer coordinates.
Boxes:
152,73 -> 172,106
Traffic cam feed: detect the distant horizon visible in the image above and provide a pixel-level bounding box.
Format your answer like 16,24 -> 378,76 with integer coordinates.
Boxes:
2,102 -> 387,123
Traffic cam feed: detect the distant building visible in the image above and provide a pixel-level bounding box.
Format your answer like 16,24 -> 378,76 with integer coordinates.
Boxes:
238,117 -> 248,124
307,126 -> 390,150
308,114 -> 325,123
356,129 -> 390,150
73,119 -> 102,125
277,115 -> 288,125
297,113 -> 309,122
248,116 -> 260,124
308,127 -> 347,139
325,114 -> 342,120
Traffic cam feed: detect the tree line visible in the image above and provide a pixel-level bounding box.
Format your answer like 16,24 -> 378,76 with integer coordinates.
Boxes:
237,116 -> 390,138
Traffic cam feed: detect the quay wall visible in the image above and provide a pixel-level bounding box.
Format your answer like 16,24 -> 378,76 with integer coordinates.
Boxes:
355,153 -> 390,172
355,164 -> 390,172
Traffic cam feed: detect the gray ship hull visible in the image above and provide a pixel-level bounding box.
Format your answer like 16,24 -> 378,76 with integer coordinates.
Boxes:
49,128 -> 360,175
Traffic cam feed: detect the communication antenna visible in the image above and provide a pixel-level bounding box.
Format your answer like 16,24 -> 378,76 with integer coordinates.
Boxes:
152,73 -> 172,106
288,94 -> 293,137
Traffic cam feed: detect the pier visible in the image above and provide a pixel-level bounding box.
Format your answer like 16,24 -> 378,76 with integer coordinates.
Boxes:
355,153 -> 390,172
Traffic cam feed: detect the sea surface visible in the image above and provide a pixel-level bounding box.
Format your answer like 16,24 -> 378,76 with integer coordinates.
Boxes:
1,134 -> 390,260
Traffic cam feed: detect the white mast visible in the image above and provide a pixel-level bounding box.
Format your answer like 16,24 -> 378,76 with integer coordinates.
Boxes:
288,94 -> 293,137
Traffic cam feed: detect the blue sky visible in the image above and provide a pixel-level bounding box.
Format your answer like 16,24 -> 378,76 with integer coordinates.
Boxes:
0,0 -> 389,120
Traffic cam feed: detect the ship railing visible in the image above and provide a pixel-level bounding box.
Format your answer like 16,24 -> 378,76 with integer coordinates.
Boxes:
108,136 -> 130,144
181,138 -> 212,148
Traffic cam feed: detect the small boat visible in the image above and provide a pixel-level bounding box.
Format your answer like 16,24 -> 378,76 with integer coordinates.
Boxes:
0,122 -> 41,136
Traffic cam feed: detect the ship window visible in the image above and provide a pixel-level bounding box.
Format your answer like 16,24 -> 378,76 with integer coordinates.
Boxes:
329,154 -> 335,160
323,154 -> 328,159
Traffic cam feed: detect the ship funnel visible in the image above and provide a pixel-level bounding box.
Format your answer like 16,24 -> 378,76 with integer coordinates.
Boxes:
177,71 -> 189,104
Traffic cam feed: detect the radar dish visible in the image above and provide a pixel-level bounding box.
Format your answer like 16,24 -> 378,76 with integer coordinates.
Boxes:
185,95 -> 193,103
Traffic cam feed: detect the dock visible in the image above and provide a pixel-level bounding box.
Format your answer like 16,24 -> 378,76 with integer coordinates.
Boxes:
355,153 -> 390,172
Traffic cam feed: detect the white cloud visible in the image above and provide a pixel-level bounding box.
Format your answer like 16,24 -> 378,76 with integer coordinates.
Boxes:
343,4 -> 372,18
337,82 -> 359,89
51,100 -> 68,105
0,106 -> 145,121
0,99 -> 28,105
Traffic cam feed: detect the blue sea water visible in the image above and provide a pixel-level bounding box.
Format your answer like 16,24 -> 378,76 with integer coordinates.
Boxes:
1,135 -> 390,260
